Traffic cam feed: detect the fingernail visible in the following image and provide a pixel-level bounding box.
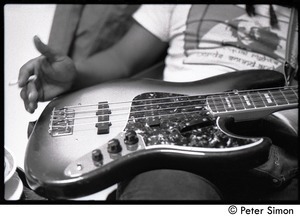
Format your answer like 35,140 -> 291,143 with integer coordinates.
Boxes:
28,93 -> 33,100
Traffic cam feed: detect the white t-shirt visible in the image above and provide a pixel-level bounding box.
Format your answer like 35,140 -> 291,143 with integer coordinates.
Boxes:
133,4 -> 293,82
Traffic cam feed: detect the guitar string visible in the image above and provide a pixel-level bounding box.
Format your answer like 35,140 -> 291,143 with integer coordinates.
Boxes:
50,90 -> 298,123
58,86 -> 298,110
52,87 -> 298,118
49,109 -> 208,128
53,87 -> 298,123
50,92 -> 298,129
57,88 -> 297,119
51,87 -> 298,119
52,98 -> 206,116
50,97 -> 299,129
52,103 -> 205,121
210,90 -> 298,109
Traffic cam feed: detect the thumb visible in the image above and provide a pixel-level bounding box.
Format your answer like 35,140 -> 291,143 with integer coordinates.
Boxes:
33,35 -> 58,62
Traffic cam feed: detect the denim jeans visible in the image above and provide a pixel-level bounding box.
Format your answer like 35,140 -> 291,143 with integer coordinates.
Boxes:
117,169 -> 223,200
116,145 -> 298,201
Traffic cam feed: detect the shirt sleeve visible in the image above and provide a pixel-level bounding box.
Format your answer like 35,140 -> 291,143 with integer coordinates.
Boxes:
132,4 -> 175,42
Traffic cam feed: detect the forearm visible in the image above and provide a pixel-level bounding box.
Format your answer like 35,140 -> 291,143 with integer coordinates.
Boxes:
71,22 -> 168,90
72,48 -> 132,90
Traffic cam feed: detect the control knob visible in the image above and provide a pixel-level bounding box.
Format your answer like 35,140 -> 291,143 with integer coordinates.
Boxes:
92,149 -> 103,166
107,139 -> 122,154
124,130 -> 139,151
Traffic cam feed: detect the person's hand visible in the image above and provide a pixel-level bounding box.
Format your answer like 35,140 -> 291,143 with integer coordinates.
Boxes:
18,36 -> 77,113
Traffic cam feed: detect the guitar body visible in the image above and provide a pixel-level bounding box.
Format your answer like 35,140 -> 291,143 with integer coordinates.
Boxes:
24,70 -> 297,199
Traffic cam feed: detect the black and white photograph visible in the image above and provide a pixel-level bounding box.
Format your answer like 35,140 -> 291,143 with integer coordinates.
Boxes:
2,1 -> 299,214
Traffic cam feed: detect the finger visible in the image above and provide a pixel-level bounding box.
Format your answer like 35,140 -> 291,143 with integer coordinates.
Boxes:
18,58 -> 37,87
26,81 -> 38,103
33,35 -> 58,62
26,81 -> 39,113
28,83 -> 39,102
20,87 -> 30,112
21,86 -> 36,113
28,101 -> 38,113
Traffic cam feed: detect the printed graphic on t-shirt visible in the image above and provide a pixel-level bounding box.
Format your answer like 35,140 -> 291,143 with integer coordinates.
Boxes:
183,5 -> 288,72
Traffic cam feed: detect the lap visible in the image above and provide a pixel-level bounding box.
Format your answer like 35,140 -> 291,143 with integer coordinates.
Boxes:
117,169 -> 223,200
116,168 -> 298,201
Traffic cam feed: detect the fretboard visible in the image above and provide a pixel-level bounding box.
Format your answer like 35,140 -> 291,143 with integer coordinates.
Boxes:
206,86 -> 298,117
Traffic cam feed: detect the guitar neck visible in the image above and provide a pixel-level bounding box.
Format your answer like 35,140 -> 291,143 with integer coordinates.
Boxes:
206,86 -> 298,120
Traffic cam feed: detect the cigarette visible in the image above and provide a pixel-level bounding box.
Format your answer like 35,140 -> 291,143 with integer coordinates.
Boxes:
9,75 -> 37,86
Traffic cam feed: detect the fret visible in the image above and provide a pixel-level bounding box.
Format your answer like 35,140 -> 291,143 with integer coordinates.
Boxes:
207,97 -> 218,113
271,90 -> 288,105
221,95 -> 235,111
268,90 -> 278,106
228,93 -> 245,110
249,91 -> 266,108
260,91 -> 277,106
206,86 -> 298,117
287,88 -> 298,103
280,89 -> 289,103
207,95 -> 226,113
213,95 -> 226,112
225,94 -> 237,111
239,92 -> 255,109
291,88 -> 298,99
237,93 -> 247,109
247,92 -> 257,108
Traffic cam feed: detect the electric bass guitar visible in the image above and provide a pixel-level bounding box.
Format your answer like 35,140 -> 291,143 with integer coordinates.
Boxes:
24,70 -> 298,199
